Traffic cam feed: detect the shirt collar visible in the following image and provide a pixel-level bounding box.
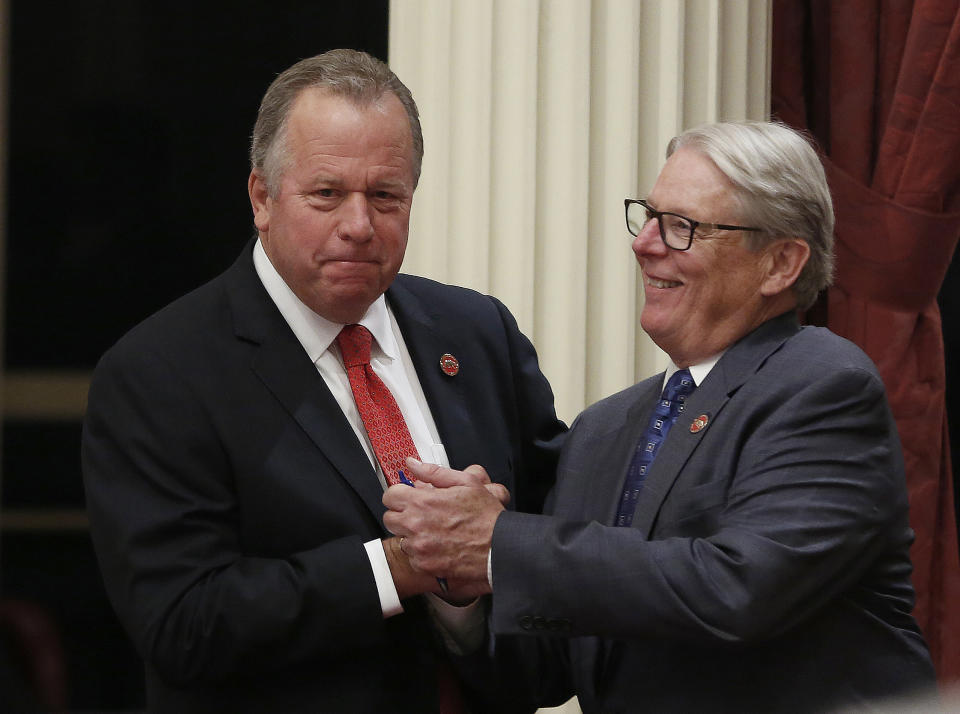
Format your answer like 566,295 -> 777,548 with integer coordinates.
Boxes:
252,238 -> 400,363
663,352 -> 724,390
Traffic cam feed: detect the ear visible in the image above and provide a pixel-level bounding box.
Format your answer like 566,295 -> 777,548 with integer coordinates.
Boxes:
759,238 -> 810,297
248,170 -> 271,233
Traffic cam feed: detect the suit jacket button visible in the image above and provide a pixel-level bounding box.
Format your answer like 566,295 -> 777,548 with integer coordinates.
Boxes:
533,616 -> 547,630
518,615 -> 533,630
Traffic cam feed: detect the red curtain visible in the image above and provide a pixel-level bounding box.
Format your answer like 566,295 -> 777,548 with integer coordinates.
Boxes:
772,0 -> 960,681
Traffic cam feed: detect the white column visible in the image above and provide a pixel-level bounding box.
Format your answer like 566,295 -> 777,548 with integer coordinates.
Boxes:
390,4 -> 770,711
489,0 -> 540,325
586,0 -> 642,402
531,1 -> 593,424
390,0 -> 770,426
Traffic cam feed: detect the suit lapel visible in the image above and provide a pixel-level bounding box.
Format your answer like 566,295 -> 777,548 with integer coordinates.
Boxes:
586,379 -> 662,525
250,337 -> 388,523
632,372 -> 732,537
385,278 -> 476,467
224,243 -> 387,527
632,312 -> 802,537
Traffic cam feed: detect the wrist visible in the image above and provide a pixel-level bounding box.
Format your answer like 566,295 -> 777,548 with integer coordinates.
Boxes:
383,536 -> 436,599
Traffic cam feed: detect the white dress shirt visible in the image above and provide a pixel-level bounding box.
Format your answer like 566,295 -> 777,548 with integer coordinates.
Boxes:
253,241 -> 482,648
663,352 -> 724,391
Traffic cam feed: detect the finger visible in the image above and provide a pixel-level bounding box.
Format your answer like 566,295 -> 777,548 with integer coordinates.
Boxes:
484,482 -> 511,505
438,577 -> 493,602
403,458 -> 444,485
405,458 -> 477,488
381,509 -> 409,536
382,482 -> 420,509
462,464 -> 491,485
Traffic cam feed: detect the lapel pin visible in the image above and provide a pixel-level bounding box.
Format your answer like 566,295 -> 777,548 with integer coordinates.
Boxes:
690,414 -> 710,433
439,353 -> 459,376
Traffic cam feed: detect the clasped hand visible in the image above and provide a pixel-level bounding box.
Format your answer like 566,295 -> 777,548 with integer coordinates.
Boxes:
382,458 -> 508,598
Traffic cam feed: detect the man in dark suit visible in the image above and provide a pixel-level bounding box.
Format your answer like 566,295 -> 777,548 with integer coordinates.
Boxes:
385,121 -> 937,713
81,49 -> 564,713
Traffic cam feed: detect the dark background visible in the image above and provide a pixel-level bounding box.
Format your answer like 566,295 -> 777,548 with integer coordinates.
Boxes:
1,1 -> 387,709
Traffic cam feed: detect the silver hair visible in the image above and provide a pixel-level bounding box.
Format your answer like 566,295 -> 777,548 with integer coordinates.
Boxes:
250,49 -> 423,196
667,120 -> 835,310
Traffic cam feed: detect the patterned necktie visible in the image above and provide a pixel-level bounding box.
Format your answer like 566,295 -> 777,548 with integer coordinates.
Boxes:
337,324 -> 465,713
614,368 -> 696,527
336,324 -> 420,486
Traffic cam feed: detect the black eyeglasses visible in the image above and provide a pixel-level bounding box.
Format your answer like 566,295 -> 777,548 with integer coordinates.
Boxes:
624,198 -> 762,251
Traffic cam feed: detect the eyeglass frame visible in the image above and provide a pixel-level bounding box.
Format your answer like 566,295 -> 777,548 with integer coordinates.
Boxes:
624,198 -> 762,251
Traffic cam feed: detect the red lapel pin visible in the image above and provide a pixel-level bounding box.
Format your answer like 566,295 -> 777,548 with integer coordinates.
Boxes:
439,353 -> 459,376
690,414 -> 710,433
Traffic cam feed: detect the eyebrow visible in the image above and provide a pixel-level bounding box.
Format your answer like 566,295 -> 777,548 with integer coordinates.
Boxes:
307,170 -> 411,189
642,198 -> 760,232
369,177 -> 411,192
306,174 -> 344,189
644,198 -> 687,216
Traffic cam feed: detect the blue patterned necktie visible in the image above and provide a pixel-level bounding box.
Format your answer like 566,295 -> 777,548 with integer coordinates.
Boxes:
614,368 -> 696,527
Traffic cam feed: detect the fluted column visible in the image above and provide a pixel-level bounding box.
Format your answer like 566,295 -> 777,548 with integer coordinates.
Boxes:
390,0 -> 770,425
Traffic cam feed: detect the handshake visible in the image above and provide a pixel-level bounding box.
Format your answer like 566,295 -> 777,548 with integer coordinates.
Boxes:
382,458 -> 510,603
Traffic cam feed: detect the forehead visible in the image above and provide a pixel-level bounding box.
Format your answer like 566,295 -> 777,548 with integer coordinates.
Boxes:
285,88 -> 414,163
650,148 -> 739,218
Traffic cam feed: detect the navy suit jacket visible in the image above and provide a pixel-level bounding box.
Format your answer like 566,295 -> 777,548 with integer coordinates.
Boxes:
81,241 -> 565,713
487,312 -> 934,714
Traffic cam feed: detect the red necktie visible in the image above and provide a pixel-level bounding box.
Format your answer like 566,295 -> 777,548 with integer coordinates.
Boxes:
336,324 -> 420,486
337,324 -> 465,713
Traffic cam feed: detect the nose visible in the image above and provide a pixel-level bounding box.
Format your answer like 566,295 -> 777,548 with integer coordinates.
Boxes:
632,215 -> 666,260
338,193 -> 375,242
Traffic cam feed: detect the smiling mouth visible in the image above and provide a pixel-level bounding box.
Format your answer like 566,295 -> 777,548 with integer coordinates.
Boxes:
646,275 -> 682,289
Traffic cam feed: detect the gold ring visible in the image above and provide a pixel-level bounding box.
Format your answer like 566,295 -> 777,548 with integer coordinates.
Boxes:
399,537 -> 407,555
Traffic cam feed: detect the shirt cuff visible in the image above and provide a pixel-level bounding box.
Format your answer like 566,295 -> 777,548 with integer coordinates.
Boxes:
426,593 -> 488,655
364,539 -> 403,618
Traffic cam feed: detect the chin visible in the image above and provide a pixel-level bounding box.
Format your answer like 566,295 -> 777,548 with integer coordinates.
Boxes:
639,310 -> 667,337
640,316 -> 680,350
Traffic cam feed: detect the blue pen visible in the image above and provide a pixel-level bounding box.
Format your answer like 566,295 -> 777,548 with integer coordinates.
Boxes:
398,469 -> 449,593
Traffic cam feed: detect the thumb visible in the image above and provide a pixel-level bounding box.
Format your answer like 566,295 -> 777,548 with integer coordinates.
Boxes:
405,457 -> 483,488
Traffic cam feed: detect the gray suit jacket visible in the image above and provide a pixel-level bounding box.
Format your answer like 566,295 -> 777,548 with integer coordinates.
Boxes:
488,312 -> 934,714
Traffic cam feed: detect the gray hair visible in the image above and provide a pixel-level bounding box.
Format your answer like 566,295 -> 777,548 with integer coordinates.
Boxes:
250,49 -> 423,196
667,120 -> 834,310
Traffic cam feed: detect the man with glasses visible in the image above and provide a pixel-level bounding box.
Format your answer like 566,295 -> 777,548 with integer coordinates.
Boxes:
385,121 -> 936,712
